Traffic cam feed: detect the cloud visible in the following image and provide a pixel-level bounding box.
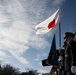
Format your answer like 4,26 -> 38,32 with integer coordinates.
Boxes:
0,0 -> 32,64
0,6 -> 9,24
0,50 -> 11,64
52,0 -> 65,6
9,50 -> 29,64
35,52 -> 46,61
0,20 -> 31,64
0,50 -> 7,58
38,69 -> 50,74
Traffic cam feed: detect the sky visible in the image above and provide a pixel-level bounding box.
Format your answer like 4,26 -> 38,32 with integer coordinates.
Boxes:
0,0 -> 76,74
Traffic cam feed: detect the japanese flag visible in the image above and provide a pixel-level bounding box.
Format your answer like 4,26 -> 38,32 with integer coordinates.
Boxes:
35,9 -> 59,34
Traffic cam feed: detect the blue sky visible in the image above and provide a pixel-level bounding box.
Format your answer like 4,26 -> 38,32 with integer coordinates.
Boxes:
0,0 -> 76,74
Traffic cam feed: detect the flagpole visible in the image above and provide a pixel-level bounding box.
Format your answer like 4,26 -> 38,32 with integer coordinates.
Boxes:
59,23 -> 61,49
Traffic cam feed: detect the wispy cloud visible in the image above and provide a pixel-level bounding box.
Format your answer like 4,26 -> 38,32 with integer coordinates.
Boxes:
35,52 -> 46,61
0,50 -> 11,64
52,0 -> 65,6
0,6 -> 9,24
38,69 -> 50,74
0,0 -> 31,64
9,50 -> 29,64
0,50 -> 7,58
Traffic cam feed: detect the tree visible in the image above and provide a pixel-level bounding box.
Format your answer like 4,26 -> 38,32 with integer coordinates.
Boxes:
20,68 -> 39,75
0,64 -> 20,75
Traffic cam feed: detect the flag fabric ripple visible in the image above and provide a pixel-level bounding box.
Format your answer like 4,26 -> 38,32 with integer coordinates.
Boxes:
35,9 -> 59,34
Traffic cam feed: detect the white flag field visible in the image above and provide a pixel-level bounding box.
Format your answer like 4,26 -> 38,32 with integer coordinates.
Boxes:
35,9 -> 59,34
